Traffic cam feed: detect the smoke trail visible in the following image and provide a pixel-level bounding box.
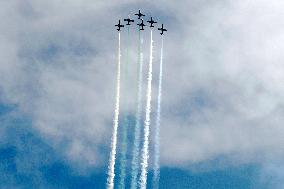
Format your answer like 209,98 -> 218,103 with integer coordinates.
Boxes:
153,36 -> 164,189
118,26 -> 130,189
130,30 -> 144,189
140,29 -> 154,189
106,32 -> 121,189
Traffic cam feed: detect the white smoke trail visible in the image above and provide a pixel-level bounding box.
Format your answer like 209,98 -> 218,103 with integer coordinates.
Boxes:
140,30 -> 154,189
153,36 -> 164,189
106,32 -> 121,189
130,30 -> 144,189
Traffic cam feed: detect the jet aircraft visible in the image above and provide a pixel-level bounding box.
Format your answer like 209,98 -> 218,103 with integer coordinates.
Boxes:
124,17 -> 134,25
137,19 -> 146,30
115,20 -> 124,31
147,17 -> 157,28
158,24 -> 167,35
135,10 -> 145,19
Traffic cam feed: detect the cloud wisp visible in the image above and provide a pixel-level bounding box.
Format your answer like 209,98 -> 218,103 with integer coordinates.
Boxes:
0,3 -> 284,188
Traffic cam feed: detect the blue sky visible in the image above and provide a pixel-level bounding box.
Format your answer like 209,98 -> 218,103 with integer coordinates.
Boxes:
0,108 -> 261,189
0,104 -> 277,188
0,0 -> 284,188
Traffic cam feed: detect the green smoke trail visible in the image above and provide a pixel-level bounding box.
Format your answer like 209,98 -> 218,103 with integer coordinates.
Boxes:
130,29 -> 143,189
118,26 -> 130,189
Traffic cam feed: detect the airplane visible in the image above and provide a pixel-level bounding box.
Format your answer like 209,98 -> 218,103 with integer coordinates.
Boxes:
115,20 -> 124,31
158,24 -> 167,35
135,10 -> 145,19
147,17 -> 157,28
137,19 -> 146,30
124,17 -> 134,25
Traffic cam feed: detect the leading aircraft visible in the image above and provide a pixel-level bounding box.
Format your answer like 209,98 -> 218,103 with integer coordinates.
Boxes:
135,10 -> 145,19
137,19 -> 146,30
158,24 -> 167,35
115,20 -> 124,31
147,17 -> 157,28
124,17 -> 134,25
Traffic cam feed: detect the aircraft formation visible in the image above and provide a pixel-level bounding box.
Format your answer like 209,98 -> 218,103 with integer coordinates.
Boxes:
115,10 -> 167,35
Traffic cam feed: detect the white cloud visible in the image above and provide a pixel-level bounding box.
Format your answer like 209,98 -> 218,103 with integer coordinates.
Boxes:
0,0 -> 284,172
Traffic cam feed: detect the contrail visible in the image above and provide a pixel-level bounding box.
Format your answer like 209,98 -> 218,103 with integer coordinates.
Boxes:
107,32 -> 121,189
130,30 -> 144,189
153,35 -> 164,189
118,26 -> 130,189
140,29 -> 154,189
